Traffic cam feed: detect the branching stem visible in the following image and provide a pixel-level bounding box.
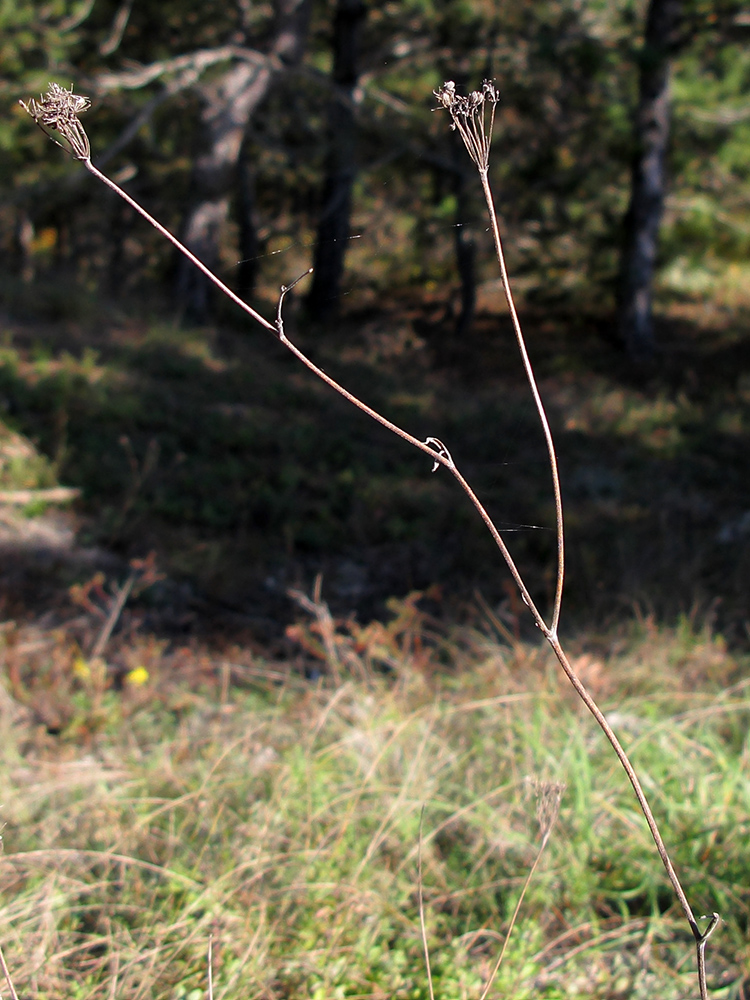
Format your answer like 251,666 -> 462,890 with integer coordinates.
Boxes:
21,80 -> 716,999
481,161 -> 715,993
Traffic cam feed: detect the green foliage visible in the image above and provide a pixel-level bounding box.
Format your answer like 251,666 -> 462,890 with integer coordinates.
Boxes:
3,1 -> 749,308
665,37 -> 750,273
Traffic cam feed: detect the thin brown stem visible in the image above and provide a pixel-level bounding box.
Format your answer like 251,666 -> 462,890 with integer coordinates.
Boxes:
0,942 -> 19,1000
434,78 -> 711,995
83,159 -> 277,335
84,155 -> 548,631
546,632 -> 712,999
482,146 -> 711,993
29,151 -> 529,643
478,833 -> 547,1000
90,569 -> 136,660
43,122 -> 712,999
479,169 -> 565,636
477,781 -> 562,999
417,809 -> 436,1000
278,336 -> 545,620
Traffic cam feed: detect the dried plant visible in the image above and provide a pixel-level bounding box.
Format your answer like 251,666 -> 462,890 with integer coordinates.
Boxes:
433,79 -> 499,172
20,82 -> 91,160
476,780 -> 566,1000
433,79 -> 720,1000
0,940 -> 19,1000
18,80 -> 721,998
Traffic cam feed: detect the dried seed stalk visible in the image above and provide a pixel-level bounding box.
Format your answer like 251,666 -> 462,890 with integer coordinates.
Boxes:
21,80 -> 719,999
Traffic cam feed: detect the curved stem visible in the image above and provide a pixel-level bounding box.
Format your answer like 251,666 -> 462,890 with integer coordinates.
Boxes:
280,336 -> 544,622
475,160 -> 709,996
79,153 -> 712,999
83,156 -> 543,605
479,169 -> 565,636
545,633 -> 711,999
0,942 -> 19,1000
547,637 -> 699,933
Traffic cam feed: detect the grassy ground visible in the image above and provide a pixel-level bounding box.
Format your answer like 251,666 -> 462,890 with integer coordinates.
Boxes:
1,603 -> 749,999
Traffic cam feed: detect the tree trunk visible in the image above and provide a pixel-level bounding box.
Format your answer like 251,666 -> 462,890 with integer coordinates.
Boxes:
306,0 -> 367,322
618,0 -> 684,361
176,0 -> 311,322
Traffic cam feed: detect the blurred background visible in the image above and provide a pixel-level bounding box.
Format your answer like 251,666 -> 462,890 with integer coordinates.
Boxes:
0,0 -> 749,643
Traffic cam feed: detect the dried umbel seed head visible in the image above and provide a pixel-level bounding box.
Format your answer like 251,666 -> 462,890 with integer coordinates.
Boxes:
20,82 -> 91,160
433,79 -> 499,172
434,79 -> 457,110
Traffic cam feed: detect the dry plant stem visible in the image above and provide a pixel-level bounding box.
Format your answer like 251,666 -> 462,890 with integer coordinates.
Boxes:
480,162 -> 715,993
83,160 -> 277,335
90,568 -> 136,660
478,167 -> 564,637
26,82 -> 715,995
0,942 -> 19,1000
548,638 -> 717,1000
478,805 -> 559,1000
429,93 -> 706,972
86,155 -> 544,619
86,159 -> 710,985
282,201 -> 715,995
78,156 -> 538,617
85,160 -> 465,465
417,809 -> 436,1000
479,838 -> 547,1000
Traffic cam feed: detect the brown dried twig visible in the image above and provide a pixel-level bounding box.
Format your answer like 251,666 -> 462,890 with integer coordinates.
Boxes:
0,941 -> 19,1000
434,78 -> 718,1000
21,80 -> 719,998
477,780 -> 565,1000
417,808 -> 436,1000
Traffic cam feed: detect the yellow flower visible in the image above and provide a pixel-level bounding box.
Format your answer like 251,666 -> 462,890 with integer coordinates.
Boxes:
126,666 -> 149,687
73,656 -> 91,680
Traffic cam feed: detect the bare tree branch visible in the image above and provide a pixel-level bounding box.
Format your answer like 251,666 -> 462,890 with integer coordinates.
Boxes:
99,0 -> 134,56
94,45 -> 270,93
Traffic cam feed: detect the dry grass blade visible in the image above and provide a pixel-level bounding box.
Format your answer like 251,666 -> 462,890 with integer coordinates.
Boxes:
417,808 -> 435,1000
208,934 -> 214,1000
478,780 -> 564,1000
0,942 -> 19,1000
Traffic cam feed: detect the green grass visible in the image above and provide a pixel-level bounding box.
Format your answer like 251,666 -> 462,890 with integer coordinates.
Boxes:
1,607 -> 749,999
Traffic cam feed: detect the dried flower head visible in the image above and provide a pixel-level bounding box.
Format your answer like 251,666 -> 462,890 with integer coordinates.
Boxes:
20,82 -> 91,160
527,778 -> 565,845
434,80 -> 499,172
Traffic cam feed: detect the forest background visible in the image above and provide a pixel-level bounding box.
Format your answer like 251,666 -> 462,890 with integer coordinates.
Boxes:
0,0 -> 748,643
1,2 -> 750,999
